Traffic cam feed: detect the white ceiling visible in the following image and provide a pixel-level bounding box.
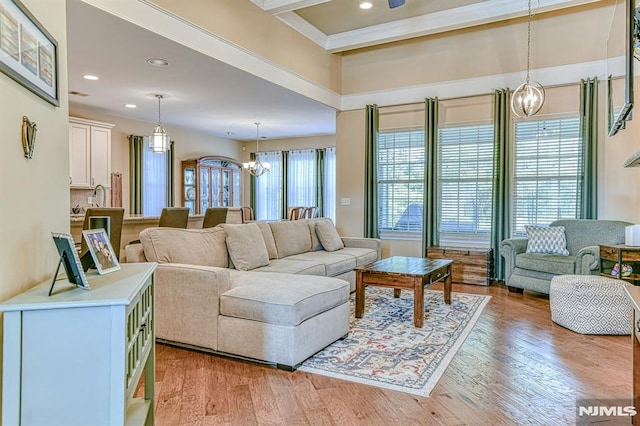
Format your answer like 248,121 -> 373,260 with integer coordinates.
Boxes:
67,0 -> 599,141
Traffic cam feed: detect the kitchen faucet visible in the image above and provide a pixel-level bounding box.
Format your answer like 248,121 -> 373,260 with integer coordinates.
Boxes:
93,184 -> 107,207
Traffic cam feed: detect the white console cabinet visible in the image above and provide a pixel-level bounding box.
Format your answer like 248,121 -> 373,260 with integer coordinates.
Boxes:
69,117 -> 114,188
0,262 -> 157,426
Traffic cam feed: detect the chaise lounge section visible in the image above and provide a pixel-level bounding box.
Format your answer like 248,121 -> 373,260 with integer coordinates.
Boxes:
126,218 -> 381,369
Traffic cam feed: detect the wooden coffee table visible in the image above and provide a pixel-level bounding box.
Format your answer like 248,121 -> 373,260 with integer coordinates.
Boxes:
355,256 -> 453,328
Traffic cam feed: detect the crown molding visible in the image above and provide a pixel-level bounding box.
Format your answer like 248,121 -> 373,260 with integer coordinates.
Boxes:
257,0 -> 331,15
275,11 -> 328,47
274,0 -> 601,52
341,59 -> 608,110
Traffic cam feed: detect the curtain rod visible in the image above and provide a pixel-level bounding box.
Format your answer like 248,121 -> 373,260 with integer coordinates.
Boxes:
376,79 -> 586,110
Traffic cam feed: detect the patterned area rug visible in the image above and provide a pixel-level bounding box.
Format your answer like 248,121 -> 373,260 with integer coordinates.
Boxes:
298,288 -> 491,397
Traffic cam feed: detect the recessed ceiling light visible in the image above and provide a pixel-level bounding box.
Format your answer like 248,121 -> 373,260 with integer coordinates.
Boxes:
83,74 -> 99,80
360,2 -> 373,9
124,104 -> 137,108
147,58 -> 169,67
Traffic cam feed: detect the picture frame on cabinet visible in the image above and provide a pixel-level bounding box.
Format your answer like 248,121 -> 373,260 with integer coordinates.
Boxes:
83,229 -> 121,274
0,0 -> 59,106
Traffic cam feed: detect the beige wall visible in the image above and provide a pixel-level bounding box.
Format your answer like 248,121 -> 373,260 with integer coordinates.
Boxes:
340,2 -> 612,95
0,0 -> 69,413
69,105 -> 243,214
149,0 -> 341,93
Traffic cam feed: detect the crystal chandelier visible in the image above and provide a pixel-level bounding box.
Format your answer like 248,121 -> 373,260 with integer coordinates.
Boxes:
511,0 -> 545,117
243,122 -> 271,177
149,94 -> 170,153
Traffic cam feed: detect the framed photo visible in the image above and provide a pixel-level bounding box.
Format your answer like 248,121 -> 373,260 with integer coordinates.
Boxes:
0,0 -> 58,106
82,229 -> 121,275
51,232 -> 90,290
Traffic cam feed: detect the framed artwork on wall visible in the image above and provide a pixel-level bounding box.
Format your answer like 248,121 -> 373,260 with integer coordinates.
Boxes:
0,0 -> 59,106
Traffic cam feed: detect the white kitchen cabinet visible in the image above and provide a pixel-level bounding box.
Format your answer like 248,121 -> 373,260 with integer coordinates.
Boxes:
0,262 -> 157,426
69,117 -> 114,188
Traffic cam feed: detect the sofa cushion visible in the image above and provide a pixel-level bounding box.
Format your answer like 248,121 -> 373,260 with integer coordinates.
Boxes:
337,247 -> 378,267
269,220 -> 312,258
286,251 -> 356,276
224,223 -> 270,271
314,219 -> 344,252
525,225 -> 569,256
140,227 -> 228,267
255,221 -> 278,259
252,259 -> 325,276
515,253 -> 576,275
221,272 -> 349,326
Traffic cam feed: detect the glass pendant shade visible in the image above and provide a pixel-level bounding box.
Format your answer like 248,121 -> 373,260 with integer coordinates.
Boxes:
242,122 -> 271,177
149,94 -> 169,153
511,80 -> 545,117
510,0 -> 545,118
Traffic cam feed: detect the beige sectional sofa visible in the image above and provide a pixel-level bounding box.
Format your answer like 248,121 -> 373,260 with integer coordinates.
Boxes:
126,218 -> 381,369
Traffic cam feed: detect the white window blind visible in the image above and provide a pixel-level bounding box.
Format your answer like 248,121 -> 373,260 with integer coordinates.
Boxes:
377,130 -> 425,233
324,147 -> 336,222
142,138 -> 167,216
287,149 -> 316,207
512,117 -> 582,236
255,151 -> 283,221
438,124 -> 494,239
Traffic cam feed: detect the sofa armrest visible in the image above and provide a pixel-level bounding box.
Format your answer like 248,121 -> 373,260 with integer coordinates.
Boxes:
500,238 -> 528,283
124,243 -> 146,263
575,245 -> 600,275
154,263 -> 232,351
342,237 -> 382,259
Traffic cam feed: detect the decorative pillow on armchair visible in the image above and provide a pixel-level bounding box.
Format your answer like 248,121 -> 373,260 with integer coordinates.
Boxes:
525,225 -> 570,256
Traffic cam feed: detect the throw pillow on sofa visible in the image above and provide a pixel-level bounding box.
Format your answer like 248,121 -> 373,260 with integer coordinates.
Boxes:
225,223 -> 270,271
316,219 -> 344,252
139,227 -> 228,267
269,220 -> 313,258
525,225 -> 570,256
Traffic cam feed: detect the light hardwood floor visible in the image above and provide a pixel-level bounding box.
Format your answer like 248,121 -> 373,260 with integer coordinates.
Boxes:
149,282 -> 632,425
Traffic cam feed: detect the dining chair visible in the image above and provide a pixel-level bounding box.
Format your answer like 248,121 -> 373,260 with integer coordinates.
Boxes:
287,206 -> 304,221
241,206 -> 255,223
158,207 -> 190,228
302,206 -> 319,219
81,207 -> 125,260
203,207 -> 228,228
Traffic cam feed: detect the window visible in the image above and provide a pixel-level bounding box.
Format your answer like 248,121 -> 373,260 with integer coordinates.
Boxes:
287,149 -> 316,207
142,141 -> 168,216
255,151 -> 283,221
438,124 -> 494,242
512,117 -> 582,236
377,130 -> 425,234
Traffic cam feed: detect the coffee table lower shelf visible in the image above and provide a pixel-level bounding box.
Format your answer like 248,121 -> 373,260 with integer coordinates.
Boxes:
355,256 -> 452,328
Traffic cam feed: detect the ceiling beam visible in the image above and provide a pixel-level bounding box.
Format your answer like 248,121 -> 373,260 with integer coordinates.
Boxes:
250,0 -> 331,15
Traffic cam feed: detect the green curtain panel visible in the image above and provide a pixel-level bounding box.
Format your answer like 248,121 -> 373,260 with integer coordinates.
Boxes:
166,141 -> 175,207
364,105 -> 379,238
579,77 -> 598,219
129,135 -> 144,214
316,149 -> 325,217
490,89 -> 511,281
422,98 -> 439,255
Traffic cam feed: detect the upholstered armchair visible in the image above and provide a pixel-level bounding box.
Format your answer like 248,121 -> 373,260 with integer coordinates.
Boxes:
500,219 -> 632,294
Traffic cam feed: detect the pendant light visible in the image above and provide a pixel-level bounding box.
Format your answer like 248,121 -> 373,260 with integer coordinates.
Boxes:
242,122 -> 271,177
511,0 -> 545,117
150,94 -> 169,153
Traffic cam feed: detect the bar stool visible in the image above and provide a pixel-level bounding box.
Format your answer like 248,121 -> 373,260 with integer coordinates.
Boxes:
203,207 -> 228,228
81,208 -> 124,260
159,207 -> 189,228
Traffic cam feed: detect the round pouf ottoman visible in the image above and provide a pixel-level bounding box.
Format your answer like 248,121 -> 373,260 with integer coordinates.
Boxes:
549,275 -> 632,335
